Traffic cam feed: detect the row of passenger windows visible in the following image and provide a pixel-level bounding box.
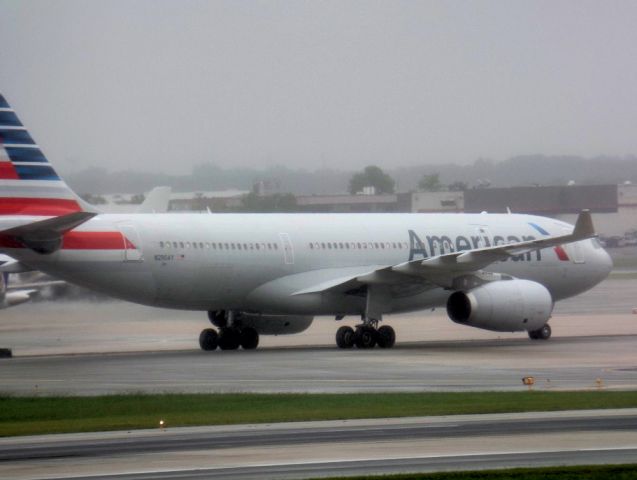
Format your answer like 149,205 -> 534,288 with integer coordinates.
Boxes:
309,241 -> 408,250
158,240 -> 408,252
159,241 -> 279,251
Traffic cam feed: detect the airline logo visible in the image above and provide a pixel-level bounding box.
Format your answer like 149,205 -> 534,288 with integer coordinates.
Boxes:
0,93 -> 81,215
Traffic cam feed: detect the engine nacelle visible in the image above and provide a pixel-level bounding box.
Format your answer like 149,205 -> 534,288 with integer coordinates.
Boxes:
446,279 -> 553,332
235,313 -> 314,335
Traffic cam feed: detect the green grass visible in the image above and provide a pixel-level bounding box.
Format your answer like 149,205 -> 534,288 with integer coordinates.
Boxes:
313,465 -> 637,480
2,391 -> 637,437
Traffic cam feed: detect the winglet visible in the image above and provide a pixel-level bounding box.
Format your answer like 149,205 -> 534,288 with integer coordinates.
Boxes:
573,209 -> 595,239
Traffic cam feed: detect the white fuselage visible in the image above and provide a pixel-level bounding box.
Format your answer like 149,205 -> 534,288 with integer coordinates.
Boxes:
1,212 -> 613,316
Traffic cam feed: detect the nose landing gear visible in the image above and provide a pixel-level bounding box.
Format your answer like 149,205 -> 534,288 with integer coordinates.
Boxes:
528,323 -> 552,340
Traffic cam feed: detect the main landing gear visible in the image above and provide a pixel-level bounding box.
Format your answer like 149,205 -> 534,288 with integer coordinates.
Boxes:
528,323 -> 552,340
336,322 -> 396,349
199,310 -> 259,351
336,285 -> 396,349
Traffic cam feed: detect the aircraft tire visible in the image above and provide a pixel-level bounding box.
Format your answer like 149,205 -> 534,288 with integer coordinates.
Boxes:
218,327 -> 241,350
528,324 -> 551,341
376,325 -> 396,348
537,324 -> 552,340
199,328 -> 218,351
336,326 -> 355,349
354,325 -> 377,349
240,327 -> 259,350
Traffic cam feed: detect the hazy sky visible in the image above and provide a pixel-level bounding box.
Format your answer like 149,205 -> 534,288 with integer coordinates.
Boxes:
1,0 -> 636,174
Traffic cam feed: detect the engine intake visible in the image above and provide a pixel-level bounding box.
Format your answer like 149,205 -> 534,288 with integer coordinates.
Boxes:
447,279 -> 553,332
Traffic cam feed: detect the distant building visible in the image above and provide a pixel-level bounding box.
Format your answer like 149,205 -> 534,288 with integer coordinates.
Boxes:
168,190 -> 247,212
464,184 -> 618,215
296,194 -> 401,213
408,191 -> 464,213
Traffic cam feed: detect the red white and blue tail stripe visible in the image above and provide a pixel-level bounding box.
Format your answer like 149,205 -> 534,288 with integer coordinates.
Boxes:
0,93 -> 89,216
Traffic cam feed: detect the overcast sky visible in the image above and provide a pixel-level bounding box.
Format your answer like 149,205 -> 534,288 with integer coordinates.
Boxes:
1,0 -> 636,174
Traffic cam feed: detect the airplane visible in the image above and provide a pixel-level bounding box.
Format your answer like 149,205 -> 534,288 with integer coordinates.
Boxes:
0,93 -> 613,350
0,256 -> 38,308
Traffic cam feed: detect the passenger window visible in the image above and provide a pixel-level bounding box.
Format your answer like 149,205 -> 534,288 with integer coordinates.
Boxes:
309,243 -> 314,249
173,242 -> 178,248
274,244 -> 278,250
179,242 -> 184,248
193,242 -> 198,249
256,243 -> 260,250
237,244 -> 241,250
339,242 -> 344,249
321,242 -> 326,249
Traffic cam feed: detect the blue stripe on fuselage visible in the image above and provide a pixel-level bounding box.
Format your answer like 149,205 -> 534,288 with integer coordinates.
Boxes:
529,222 -> 549,236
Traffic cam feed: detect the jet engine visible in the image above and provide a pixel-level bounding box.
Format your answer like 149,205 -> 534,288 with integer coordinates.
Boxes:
235,313 -> 314,335
446,279 -> 553,332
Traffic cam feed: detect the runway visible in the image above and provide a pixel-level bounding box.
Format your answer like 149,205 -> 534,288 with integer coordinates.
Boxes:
2,410 -> 636,479
2,332 -> 637,395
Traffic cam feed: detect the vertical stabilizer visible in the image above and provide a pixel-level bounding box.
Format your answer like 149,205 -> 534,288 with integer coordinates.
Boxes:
0,93 -> 94,216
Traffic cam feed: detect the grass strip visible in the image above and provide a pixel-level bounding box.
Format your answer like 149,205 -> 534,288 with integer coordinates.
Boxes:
1,391 -> 637,437
311,464 -> 637,480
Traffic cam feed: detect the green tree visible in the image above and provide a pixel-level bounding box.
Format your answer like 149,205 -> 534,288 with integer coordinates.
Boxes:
348,166 -> 395,195
417,173 -> 443,192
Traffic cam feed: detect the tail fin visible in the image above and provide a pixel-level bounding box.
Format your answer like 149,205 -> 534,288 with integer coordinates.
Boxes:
0,93 -> 94,216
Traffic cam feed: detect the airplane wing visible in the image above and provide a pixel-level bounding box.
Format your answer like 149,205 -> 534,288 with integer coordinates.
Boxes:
293,210 -> 596,295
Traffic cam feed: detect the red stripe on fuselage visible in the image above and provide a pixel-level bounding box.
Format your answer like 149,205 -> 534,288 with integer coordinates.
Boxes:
554,245 -> 570,261
0,231 -> 136,251
0,197 -> 81,215
62,231 -> 126,250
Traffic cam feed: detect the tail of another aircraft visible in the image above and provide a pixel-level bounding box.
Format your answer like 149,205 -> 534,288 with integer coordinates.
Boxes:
0,93 -> 93,216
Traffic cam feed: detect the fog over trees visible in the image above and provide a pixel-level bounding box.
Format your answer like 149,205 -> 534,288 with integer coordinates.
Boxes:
64,155 -> 637,196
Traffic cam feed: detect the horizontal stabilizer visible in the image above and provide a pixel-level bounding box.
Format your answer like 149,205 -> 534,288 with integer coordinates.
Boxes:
0,211 -> 96,254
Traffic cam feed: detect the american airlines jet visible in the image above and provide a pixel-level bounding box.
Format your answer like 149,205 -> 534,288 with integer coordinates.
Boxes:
0,93 -> 613,351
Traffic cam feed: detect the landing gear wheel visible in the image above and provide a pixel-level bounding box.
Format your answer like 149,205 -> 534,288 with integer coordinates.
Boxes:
336,326 -> 355,349
218,327 -> 241,350
528,324 -> 551,341
354,325 -> 377,349
240,327 -> 259,350
199,328 -> 218,351
376,325 -> 396,349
